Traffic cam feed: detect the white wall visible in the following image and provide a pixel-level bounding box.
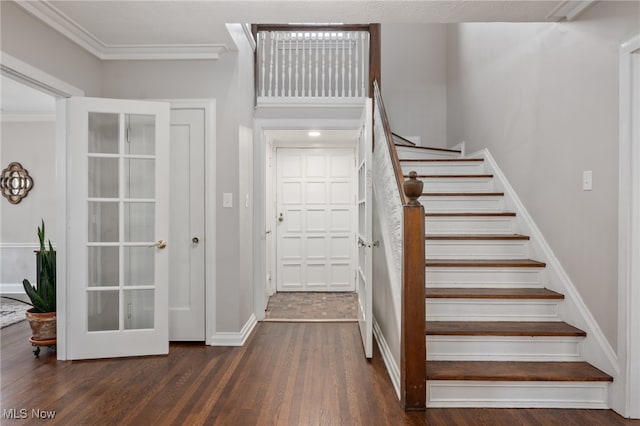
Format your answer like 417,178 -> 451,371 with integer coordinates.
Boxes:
382,24 -> 447,148
101,26 -> 255,333
0,120 -> 57,294
0,1 -> 102,96
446,1 -> 640,349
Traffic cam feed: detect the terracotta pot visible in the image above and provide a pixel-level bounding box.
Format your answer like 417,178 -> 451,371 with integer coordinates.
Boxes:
25,308 -> 56,341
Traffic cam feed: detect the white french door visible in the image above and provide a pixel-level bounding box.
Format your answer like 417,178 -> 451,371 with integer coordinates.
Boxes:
276,148 -> 356,292
66,97 -> 170,359
357,99 -> 373,358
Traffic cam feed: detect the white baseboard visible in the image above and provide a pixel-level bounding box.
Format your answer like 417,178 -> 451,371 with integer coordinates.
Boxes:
373,317 -> 400,400
1,283 -> 26,295
209,314 -> 257,346
450,141 -> 466,157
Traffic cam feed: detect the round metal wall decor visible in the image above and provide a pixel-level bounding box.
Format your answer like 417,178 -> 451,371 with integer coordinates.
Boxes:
0,162 -> 34,204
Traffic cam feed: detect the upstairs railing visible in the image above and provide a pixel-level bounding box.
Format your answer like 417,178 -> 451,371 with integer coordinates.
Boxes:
253,24 -> 376,102
373,80 -> 426,410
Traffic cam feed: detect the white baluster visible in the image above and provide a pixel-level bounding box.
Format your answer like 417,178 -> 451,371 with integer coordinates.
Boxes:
355,32 -> 359,98
274,32 -> 279,97
295,35 -> 299,97
348,32 -> 353,97
288,34 -> 292,97
301,33 -> 306,97
308,33 -> 312,98
268,32 -> 274,97
328,34 -> 333,97
315,33 -> 319,97
282,33 -> 287,97
362,32 -> 367,97
322,33 -> 326,97
260,32 -> 266,97
333,33 -> 340,98
342,33 -> 348,98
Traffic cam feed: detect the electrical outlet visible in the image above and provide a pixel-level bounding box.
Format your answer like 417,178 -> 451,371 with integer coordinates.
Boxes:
223,192 -> 233,208
583,171 -> 593,191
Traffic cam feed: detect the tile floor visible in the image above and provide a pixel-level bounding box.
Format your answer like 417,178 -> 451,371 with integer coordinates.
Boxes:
264,292 -> 358,322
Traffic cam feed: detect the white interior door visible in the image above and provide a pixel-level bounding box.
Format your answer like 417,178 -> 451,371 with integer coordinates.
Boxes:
66,97 -> 170,359
276,148 -> 356,292
357,99 -> 373,358
169,109 -> 205,341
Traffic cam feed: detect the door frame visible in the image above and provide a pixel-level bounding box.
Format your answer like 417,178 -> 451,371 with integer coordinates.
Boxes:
273,146 -> 357,293
616,34 -> 640,419
253,112 -> 364,320
1,52 -> 83,360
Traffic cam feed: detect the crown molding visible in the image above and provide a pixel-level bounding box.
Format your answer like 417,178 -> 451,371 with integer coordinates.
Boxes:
546,0 -> 596,21
17,1 -> 228,61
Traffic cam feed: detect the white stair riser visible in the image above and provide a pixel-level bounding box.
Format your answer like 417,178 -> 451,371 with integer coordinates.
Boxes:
421,196 -> 504,212
427,240 -> 528,260
426,217 -> 516,234
426,336 -> 581,361
426,299 -> 560,321
396,147 -> 461,159
401,162 -> 485,175
427,267 -> 544,289
422,178 -> 494,193
426,381 -> 609,409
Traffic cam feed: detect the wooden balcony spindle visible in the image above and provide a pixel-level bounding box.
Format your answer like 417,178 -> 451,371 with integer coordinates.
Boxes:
401,170 -> 426,411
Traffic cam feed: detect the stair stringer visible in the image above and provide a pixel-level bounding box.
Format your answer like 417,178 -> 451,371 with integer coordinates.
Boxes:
467,148 -> 619,391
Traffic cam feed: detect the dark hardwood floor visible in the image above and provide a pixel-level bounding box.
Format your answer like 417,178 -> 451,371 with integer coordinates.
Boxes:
1,321 -> 638,425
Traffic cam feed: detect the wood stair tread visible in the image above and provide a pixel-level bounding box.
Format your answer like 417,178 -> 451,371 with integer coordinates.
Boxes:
426,361 -> 613,382
426,259 -> 546,267
404,174 -> 493,179
426,234 -> 529,240
422,192 -> 504,197
425,321 -> 586,337
426,212 -> 516,217
425,288 -> 564,299
399,158 -> 484,163
395,144 -> 462,154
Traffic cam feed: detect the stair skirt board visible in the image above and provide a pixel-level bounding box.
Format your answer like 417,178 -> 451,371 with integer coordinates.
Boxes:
426,299 -> 560,321
427,267 -> 544,288
395,148 -> 462,160
426,381 -> 609,409
426,240 -> 528,260
426,336 -> 582,362
420,195 -> 505,212
426,216 -> 516,234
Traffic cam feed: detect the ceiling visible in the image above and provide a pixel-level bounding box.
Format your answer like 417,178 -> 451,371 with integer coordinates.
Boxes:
16,1 -> 595,60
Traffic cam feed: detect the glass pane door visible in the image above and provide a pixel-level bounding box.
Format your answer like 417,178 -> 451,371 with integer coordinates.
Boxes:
67,97 -> 169,360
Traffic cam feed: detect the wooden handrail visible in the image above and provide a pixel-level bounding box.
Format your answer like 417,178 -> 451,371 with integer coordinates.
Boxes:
373,80 -> 408,205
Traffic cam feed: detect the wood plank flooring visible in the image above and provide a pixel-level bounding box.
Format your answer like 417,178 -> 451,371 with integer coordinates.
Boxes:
1,321 -> 637,425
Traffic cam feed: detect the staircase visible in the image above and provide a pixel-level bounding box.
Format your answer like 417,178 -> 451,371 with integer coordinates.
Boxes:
396,144 -> 613,408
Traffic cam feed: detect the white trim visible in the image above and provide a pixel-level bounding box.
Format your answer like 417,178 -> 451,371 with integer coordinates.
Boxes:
373,317 -> 401,399
546,0 -> 595,21
0,243 -> 40,249
55,98 -> 68,360
209,314 -> 257,346
0,51 -> 83,97
257,97 -> 367,108
242,23 -> 257,52
0,283 -> 27,294
450,141 -> 466,157
427,380 -> 609,409
470,148 -> 619,378
161,99 -> 217,346
16,1 -> 226,60
616,34 -> 640,419
0,113 -> 56,122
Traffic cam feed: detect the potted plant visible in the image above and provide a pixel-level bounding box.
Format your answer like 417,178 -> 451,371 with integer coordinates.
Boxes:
3,220 -> 56,341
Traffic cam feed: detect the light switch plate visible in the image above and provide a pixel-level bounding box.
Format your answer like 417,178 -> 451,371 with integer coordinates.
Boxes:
583,171 -> 593,191
223,192 -> 233,208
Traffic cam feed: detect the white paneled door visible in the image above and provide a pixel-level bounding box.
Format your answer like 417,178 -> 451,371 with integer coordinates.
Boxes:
169,109 -> 205,341
276,148 -> 356,292
66,97 -> 170,359
357,99 -> 373,358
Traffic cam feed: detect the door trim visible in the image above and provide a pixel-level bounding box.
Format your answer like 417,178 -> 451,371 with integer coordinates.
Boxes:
616,34 -> 640,418
166,100 -> 216,345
